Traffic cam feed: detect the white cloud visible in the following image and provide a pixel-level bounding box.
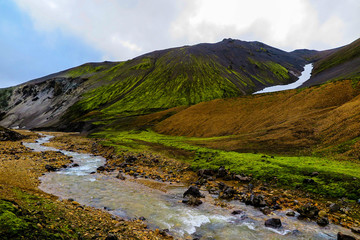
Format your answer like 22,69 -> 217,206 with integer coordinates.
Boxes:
14,0 -> 359,61
171,0 -> 357,51
14,0 -> 179,60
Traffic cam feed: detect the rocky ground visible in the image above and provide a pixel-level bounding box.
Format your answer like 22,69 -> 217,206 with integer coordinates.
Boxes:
46,132 -> 360,239
0,130 -> 172,240
2,130 -> 359,239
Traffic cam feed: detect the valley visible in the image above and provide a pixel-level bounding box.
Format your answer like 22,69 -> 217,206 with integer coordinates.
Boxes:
1,37 -> 360,239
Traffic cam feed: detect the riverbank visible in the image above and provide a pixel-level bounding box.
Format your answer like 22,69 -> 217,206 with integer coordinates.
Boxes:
45,132 -> 360,238
0,130 -> 172,239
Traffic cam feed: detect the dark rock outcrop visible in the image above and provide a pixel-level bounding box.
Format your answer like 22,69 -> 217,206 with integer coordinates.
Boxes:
0,126 -> 25,141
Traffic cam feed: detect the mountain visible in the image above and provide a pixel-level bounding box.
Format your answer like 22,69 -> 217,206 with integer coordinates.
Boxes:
0,39 -> 309,130
300,38 -> 360,87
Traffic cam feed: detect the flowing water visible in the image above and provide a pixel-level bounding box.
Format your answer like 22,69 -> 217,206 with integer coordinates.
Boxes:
24,135 -> 356,239
254,64 -> 313,94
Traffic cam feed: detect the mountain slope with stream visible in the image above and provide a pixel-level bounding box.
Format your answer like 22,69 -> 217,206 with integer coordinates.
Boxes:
0,38 -> 312,130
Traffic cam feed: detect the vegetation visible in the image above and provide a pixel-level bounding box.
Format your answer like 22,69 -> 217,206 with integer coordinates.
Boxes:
313,38 -> 360,75
61,40 -> 305,125
0,87 -> 13,110
92,128 -> 360,200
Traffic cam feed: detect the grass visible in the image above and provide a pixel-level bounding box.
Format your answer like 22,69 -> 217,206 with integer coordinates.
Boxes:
92,128 -> 360,200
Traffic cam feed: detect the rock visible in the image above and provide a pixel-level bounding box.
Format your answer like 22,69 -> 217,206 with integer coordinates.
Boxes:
265,218 -> 282,229
303,178 -> 316,184
310,172 -> 319,177
183,185 -> 204,198
72,163 -> 79,167
318,210 -> 327,218
316,217 -> 329,227
329,203 -> 341,213
218,182 -> 227,190
182,196 -> 202,206
248,183 -> 254,192
45,164 -> 57,172
116,173 -> 126,180
252,195 -> 267,208
234,175 -> 251,182
139,216 -> 146,221
0,126 -> 25,141
337,232 -> 356,240
197,169 -> 215,177
286,211 -> 296,217
260,206 -> 271,215
220,187 -> 237,199
216,166 -> 228,178
105,233 -> 118,240
231,210 -> 243,215
296,203 -> 319,219
97,166 -> 105,172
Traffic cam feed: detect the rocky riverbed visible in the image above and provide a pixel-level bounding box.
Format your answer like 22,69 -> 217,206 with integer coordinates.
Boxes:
42,132 -> 360,239
0,130 -> 171,239
1,130 -> 359,239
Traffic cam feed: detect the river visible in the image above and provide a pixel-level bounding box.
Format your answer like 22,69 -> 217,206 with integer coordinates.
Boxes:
23,134 -> 356,239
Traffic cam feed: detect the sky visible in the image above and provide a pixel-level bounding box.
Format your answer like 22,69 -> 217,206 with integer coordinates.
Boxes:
0,0 -> 359,88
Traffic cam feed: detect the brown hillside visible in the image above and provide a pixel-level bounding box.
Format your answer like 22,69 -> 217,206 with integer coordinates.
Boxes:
154,80 -> 360,155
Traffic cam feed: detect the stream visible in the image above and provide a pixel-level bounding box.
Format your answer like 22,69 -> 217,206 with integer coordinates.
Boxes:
254,64 -> 313,94
24,134 -> 356,239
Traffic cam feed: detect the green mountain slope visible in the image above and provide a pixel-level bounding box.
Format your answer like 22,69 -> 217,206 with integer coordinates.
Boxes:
62,39 -> 308,126
0,38 -> 311,130
301,38 -> 360,87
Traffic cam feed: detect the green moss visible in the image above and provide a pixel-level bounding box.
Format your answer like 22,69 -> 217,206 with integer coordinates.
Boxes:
92,129 -> 360,200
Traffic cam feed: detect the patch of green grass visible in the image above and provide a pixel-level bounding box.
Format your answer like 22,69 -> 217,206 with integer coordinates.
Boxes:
93,129 -> 360,200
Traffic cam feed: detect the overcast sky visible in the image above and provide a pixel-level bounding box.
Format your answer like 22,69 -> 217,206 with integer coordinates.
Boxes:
0,0 -> 359,88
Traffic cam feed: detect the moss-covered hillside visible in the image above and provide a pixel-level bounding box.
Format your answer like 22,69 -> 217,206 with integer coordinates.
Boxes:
62,39 -> 308,126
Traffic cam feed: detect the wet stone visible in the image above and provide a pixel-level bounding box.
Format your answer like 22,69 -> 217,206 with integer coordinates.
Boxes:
265,218 -> 282,229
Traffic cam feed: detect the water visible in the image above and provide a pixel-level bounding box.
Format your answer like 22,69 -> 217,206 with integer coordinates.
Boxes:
24,134 -> 356,239
254,64 -> 313,94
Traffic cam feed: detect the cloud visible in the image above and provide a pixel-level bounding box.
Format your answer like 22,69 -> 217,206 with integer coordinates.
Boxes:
171,0 -> 358,51
13,0 -> 360,62
14,0 -> 180,60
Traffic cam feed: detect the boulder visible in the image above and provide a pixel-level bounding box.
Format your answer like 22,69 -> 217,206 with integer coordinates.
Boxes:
183,186 -> 204,198
45,164 -> 57,172
216,166 -> 228,178
286,211 -> 296,217
0,126 -> 25,141
234,175 -> 251,182
316,217 -> 329,227
231,210 -> 243,215
260,206 -> 272,215
116,173 -> 126,180
197,169 -> 215,177
329,203 -> 341,213
97,166 -> 105,172
182,196 -> 202,206
337,232 -> 356,240
296,203 -> 319,219
265,218 -> 282,229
